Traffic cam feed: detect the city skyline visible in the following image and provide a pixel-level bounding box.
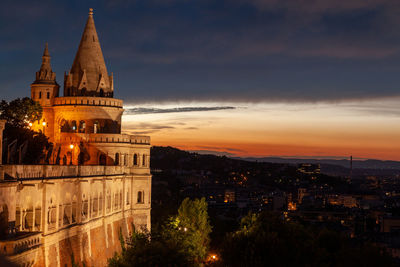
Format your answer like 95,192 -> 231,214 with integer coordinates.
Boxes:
1,0 -> 400,160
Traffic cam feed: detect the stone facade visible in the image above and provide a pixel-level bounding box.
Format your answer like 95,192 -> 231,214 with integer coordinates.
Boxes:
0,9 -> 151,267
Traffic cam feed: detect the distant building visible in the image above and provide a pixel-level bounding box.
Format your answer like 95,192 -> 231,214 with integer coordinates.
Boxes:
327,195 -> 357,208
224,189 -> 235,203
297,163 -> 321,175
0,9 -> 151,267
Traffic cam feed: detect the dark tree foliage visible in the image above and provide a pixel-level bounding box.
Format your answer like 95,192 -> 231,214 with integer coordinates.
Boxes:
108,230 -> 191,267
0,97 -> 42,127
3,126 -> 51,164
220,212 -> 394,267
0,97 -> 50,164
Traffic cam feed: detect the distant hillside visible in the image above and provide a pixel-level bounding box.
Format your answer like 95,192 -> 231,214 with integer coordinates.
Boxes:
153,147 -> 400,178
239,157 -> 400,170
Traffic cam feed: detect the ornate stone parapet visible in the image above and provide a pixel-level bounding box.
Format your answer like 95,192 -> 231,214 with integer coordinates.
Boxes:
0,232 -> 42,256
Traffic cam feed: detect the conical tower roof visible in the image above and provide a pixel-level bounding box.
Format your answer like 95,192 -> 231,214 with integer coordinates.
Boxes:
65,8 -> 113,97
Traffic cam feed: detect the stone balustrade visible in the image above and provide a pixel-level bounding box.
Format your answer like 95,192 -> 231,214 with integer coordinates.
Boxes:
60,133 -> 150,145
2,165 -> 132,180
0,232 -> 42,256
53,96 -> 123,108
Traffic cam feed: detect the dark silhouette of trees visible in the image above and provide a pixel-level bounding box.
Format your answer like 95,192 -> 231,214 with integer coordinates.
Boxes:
220,212 -> 394,267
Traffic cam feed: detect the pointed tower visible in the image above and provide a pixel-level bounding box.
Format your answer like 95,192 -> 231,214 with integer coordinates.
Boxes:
64,8 -> 114,97
31,43 -> 60,106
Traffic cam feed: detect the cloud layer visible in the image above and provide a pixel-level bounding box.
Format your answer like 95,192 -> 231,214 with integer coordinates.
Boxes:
1,0 -> 400,103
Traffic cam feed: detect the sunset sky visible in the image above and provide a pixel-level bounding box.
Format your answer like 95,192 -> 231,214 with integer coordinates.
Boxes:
1,0 -> 400,160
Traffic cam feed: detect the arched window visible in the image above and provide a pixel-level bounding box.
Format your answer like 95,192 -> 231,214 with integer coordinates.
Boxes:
39,92 -> 42,99
99,193 -> 103,213
115,153 -> 120,166
133,154 -> 138,166
94,121 -> 99,133
72,196 -> 77,223
126,189 -> 130,205
142,154 -> 146,166
124,154 -> 127,166
46,92 -> 50,99
106,190 -> 111,213
71,120 -> 77,132
79,120 -> 86,133
82,194 -> 88,221
99,154 -> 106,166
60,120 -> 70,133
137,191 -> 144,204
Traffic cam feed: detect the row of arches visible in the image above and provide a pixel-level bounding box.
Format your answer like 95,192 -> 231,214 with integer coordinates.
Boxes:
60,119 -> 120,134
64,87 -> 113,98
99,153 -> 149,167
14,188 -> 147,233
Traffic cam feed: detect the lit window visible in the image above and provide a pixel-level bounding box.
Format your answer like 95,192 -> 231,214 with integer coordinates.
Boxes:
137,191 -> 144,204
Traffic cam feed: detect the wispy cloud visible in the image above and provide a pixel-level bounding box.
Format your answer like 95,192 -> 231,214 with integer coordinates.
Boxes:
124,106 -> 235,115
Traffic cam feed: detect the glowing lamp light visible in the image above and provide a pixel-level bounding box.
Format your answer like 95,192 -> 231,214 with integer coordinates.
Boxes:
184,227 -> 187,232
69,144 -> 74,149
28,122 -> 33,127
212,255 -> 216,260
42,121 -> 47,126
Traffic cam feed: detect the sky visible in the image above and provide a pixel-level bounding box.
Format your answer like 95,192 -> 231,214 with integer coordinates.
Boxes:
1,0 -> 400,160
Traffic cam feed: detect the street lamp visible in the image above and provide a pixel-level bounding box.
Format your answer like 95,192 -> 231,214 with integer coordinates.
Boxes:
69,144 -> 74,149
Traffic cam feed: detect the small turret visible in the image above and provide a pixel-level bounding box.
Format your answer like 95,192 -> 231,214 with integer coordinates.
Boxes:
31,43 -> 60,106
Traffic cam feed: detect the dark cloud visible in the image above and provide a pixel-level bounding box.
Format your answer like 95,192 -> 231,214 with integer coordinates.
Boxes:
124,106 -> 235,115
1,0 -> 400,102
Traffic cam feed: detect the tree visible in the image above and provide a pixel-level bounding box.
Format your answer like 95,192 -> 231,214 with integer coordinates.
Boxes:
163,197 -> 212,264
108,198 -> 212,267
0,97 -> 50,164
0,97 -> 42,127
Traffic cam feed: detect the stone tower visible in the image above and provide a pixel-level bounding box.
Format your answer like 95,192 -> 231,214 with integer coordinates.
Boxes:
30,43 -> 59,139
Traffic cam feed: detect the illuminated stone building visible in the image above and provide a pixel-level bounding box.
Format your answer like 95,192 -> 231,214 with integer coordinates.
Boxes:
0,9 -> 151,267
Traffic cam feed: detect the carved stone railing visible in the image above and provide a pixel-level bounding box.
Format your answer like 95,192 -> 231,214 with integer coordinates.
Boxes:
59,133 -> 150,145
1,165 -> 151,180
0,232 -> 42,256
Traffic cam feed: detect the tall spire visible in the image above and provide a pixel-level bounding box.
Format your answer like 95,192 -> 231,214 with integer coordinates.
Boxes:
64,8 -> 113,97
34,42 -> 57,84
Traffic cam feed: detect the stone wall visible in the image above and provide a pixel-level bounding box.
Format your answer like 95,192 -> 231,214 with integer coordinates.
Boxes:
0,168 -> 151,267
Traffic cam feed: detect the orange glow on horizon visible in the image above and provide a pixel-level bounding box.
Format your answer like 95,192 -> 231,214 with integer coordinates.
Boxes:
122,100 -> 400,161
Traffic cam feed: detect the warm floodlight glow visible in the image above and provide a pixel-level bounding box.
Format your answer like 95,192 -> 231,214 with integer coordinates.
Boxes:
42,121 -> 47,126
28,122 -> 33,127
69,144 -> 74,149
